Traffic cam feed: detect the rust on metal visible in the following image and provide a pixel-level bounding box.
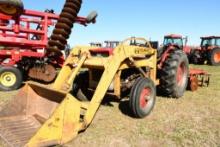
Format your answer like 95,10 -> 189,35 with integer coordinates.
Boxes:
47,0 -> 82,55
28,64 -> 57,83
189,76 -> 199,91
0,83 -> 66,146
188,68 -> 211,91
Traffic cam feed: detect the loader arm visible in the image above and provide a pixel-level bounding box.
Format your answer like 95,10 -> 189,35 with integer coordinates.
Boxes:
53,43 -> 156,126
26,44 -> 156,146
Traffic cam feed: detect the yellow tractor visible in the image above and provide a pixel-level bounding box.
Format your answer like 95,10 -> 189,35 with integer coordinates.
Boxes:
0,0 -> 158,146
0,37 -> 158,146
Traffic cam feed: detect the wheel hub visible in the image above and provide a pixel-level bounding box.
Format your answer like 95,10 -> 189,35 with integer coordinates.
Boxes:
0,72 -> 16,87
214,52 -> 220,63
177,62 -> 187,87
6,76 -> 11,81
140,88 -> 151,109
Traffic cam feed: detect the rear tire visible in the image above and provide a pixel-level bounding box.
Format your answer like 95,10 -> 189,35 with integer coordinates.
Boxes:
129,77 -> 156,118
158,49 -> 189,98
208,48 -> 220,66
0,66 -> 23,91
0,0 -> 24,16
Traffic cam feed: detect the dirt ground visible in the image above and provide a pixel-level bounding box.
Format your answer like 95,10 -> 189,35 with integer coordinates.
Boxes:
0,65 -> 219,147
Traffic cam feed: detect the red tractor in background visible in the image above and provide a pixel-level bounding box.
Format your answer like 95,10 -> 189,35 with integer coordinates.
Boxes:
190,36 -> 220,66
159,34 -> 191,57
0,0 -> 97,91
157,34 -> 210,96
157,34 -> 190,98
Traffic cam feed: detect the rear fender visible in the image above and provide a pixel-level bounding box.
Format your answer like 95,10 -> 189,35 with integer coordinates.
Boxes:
158,46 -> 178,69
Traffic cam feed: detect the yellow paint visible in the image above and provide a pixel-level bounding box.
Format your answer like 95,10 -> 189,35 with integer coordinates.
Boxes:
0,71 -> 16,87
27,37 -> 158,146
27,94 -> 81,146
0,37 -> 158,146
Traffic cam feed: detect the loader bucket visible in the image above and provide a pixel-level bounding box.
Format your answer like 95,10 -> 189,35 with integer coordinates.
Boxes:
0,83 -> 81,147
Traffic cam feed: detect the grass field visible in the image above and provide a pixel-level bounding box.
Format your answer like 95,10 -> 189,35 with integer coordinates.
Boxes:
0,65 -> 219,147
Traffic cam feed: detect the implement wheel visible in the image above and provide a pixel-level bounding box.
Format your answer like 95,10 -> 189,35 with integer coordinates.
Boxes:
0,66 -> 23,91
0,0 -> 24,16
208,48 -> 220,66
129,77 -> 156,118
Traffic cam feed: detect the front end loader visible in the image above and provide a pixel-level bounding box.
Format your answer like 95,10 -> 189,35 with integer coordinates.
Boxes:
0,37 -> 158,146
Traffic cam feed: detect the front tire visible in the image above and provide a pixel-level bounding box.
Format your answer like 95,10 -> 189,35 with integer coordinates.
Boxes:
0,66 -> 23,91
158,49 -> 189,98
208,48 -> 220,66
129,77 -> 156,118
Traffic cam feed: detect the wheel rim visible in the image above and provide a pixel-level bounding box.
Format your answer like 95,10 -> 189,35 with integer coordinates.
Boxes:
177,62 -> 187,87
0,72 -> 16,87
0,4 -> 17,15
140,88 -> 151,109
214,52 -> 220,63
